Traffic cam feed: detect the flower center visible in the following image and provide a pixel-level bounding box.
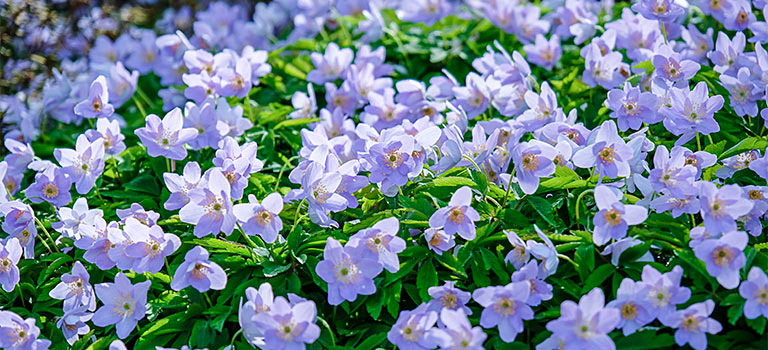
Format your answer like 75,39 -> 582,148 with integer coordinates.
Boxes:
682,314 -> 701,332
493,297 -> 517,316
441,293 -> 458,309
621,302 -> 638,320
599,146 -> 617,163
711,246 -> 734,266
43,183 -> 59,198
522,153 -> 539,171
604,209 -> 622,226
448,207 -> 465,224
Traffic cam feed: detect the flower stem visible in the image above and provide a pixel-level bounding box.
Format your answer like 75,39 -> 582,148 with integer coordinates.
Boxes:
34,216 -> 59,253
133,96 -> 147,117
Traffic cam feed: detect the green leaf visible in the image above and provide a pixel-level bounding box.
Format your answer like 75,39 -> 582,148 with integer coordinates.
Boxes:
574,244 -> 595,281
416,259 -> 438,301
525,196 -> 558,227
540,166 -> 582,189
430,176 -> 478,188
703,140 -> 727,155
273,117 -> 320,130
719,137 -> 768,160
581,264 -> 615,293
355,332 -> 388,350
633,60 -> 655,75
614,330 -> 675,349
190,238 -> 253,257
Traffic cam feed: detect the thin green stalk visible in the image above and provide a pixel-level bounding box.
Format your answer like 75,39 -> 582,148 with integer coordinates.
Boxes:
135,85 -> 157,110
133,96 -> 147,117
574,189 -> 595,228
166,158 -> 171,173
660,22 -> 668,44
696,132 -> 702,151
34,216 -> 59,253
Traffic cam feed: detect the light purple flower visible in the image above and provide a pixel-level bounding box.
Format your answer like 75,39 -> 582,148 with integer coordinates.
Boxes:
424,227 -> 455,255
0,201 -> 37,259
529,225 -> 559,278
315,237 -> 382,305
362,131 -> 416,197
116,203 -> 160,227
184,99 -> 225,151
239,282 -> 274,345
56,305 -> 92,345
25,166 -> 72,207
233,193 -> 284,243
74,75 -> 114,119
52,197 -> 103,240
124,218 -> 181,274
720,67 -> 759,117
606,278 -> 654,335
740,267 -> 768,319
348,217 -> 405,273
660,82 -> 724,146
545,288 -> 619,350
0,311 -> 51,350
572,120 -> 633,180
649,145 -> 696,198
136,108 -> 198,160
632,0 -> 684,21
426,281 -> 472,317
473,282 -> 533,343
289,83 -> 317,119
518,82 -> 564,132
86,118 -> 126,155
217,57 -> 252,98
307,43 -> 354,84
652,44 -> 701,84
504,230 -> 530,269
592,184 -> 648,245
452,73 -> 489,118
693,230 -> 747,289
0,238 -> 21,292
171,246 -> 227,292
638,265 -> 691,324
179,168 -> 236,237
601,237 -> 655,265
429,308 -> 487,350
54,134 -> 105,194
523,34 -> 561,71
667,300 -> 722,350
697,182 -> 753,234
512,140 -> 557,194
253,296 -> 320,349
92,273 -> 151,339
49,261 -> 96,311
511,261 -> 553,306
215,97 -> 252,138
164,161 -> 202,211
429,186 -> 480,240
387,303 -> 439,350
605,82 -> 660,131
749,148 -> 768,181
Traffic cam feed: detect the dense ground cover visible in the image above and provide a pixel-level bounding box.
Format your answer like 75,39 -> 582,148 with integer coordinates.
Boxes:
1,0 -> 768,349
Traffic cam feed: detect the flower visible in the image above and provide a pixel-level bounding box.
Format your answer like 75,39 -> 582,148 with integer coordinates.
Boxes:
124,218 -> 181,274
426,281 -> 473,317
429,308 -> 487,350
315,238 -> 382,305
649,145 -> 697,198
0,310 -> 51,349
171,246 -> 227,292
239,282 -> 275,346
135,107 -> 198,160
25,166 -> 73,207
749,148 -> 768,181
605,82 -> 660,131
307,43 -> 354,84
739,267 -> 768,319
179,168 -> 236,237
0,238 -> 21,292
693,230 -> 747,289
592,184 -> 648,245
667,300 -> 722,350
54,134 -> 105,194
429,186 -> 480,240
452,72 -> 489,118
510,261 -> 553,306
289,83 -> 317,119
572,120 -> 634,180
606,278 -> 654,335
424,227 -> 455,255
545,288 -> 619,350
523,34 -> 561,71
529,225 -> 559,278
57,305 -> 92,345
720,67 -> 759,117
253,296 -> 320,349
233,193 -> 284,243
85,118 -> 126,155
697,182 -> 753,234
652,44 -> 701,85
74,75 -> 114,119
362,131 -> 416,196
92,272 -> 151,339
503,230 -> 531,269
348,217 -> 405,273
116,203 -> 160,227
660,82 -> 724,146
473,282 -> 534,342
632,0 -> 684,21
0,201 -> 37,259
49,261 -> 96,311
183,98 -> 225,150
217,57 -> 252,98
163,161 -> 202,210
52,197 -> 103,240
387,303 -> 439,350
638,265 -> 691,324
512,140 -> 557,194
